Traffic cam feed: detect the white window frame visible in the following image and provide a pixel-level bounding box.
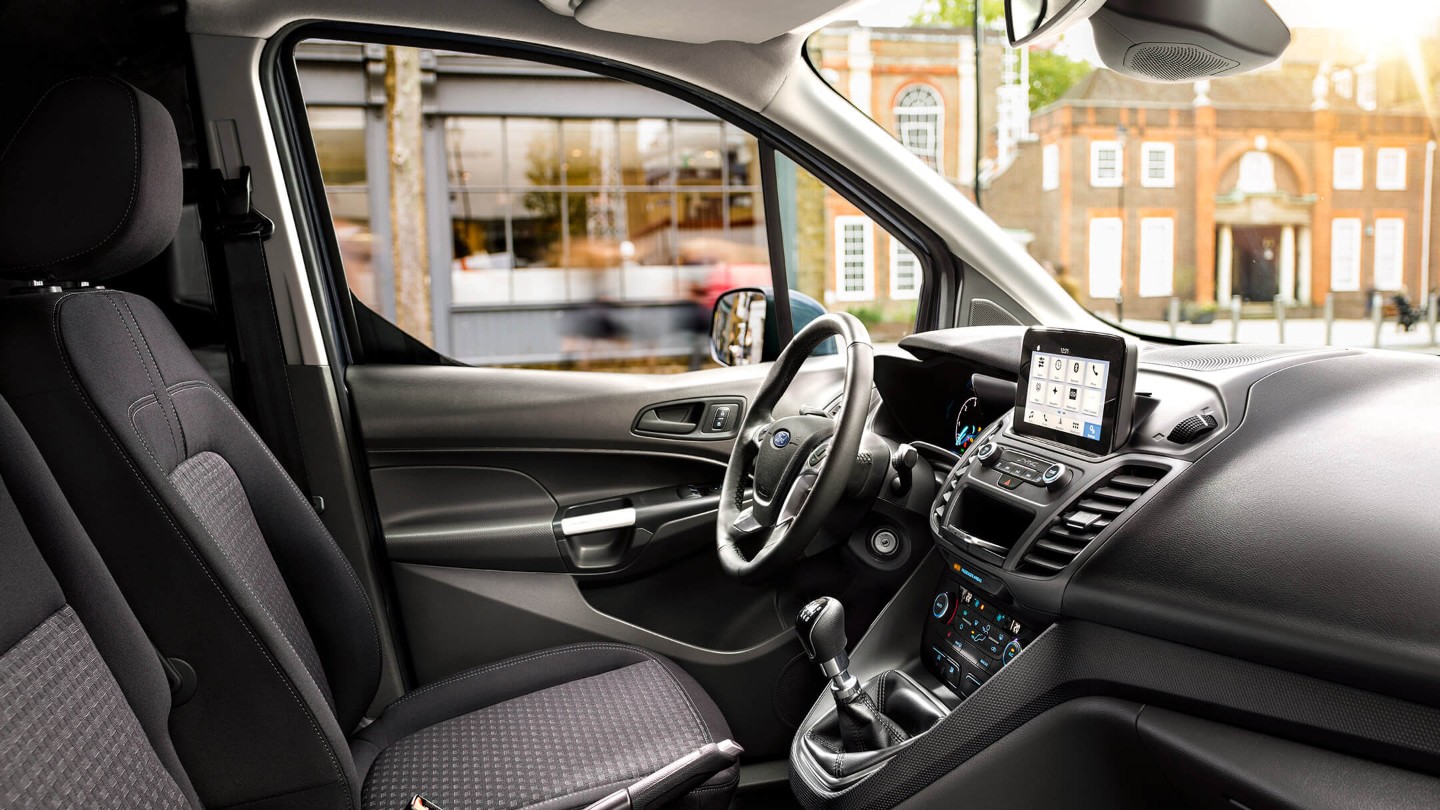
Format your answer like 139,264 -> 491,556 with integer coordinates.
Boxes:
1376,148 -> 1407,191
1090,141 -> 1123,188
1138,217 -> 1175,297
1088,217 -> 1123,298
1373,218 -> 1405,290
1140,142 -> 1175,188
1333,147 -> 1364,191
1042,143 -> 1060,191
1330,217 -> 1362,292
894,84 -> 943,173
888,238 -> 921,300
834,215 -> 875,302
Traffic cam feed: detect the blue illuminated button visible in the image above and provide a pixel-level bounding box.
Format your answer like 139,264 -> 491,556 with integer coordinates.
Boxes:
1083,423 -> 1102,441
1004,639 -> 1023,663
931,591 -> 951,620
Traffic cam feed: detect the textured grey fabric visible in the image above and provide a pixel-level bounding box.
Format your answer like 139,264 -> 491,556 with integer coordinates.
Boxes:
0,606 -> 190,807
170,450 -> 334,708
362,660 -> 710,810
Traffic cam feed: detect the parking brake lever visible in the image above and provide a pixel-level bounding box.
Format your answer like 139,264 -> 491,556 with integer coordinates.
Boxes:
582,739 -> 744,810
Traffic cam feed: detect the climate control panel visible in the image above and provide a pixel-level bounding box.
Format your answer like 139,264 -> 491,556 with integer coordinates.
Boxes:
922,571 -> 1039,697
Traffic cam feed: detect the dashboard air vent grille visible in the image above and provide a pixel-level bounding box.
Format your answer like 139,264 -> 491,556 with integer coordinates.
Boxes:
1018,465 -> 1167,576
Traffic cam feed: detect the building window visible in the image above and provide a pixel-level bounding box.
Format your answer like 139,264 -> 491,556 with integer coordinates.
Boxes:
894,85 -> 943,172
835,216 -> 875,301
1088,217 -> 1123,298
1042,143 -> 1060,191
1090,141 -> 1123,188
1236,151 -> 1276,194
1333,147 -> 1364,190
1373,218 -> 1405,289
889,239 -> 920,299
1376,148 -> 1407,191
1138,218 -> 1175,297
1140,142 -> 1175,188
1330,217 -> 1362,291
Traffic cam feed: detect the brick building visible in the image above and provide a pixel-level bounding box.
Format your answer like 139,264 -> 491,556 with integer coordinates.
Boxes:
807,24 -> 1020,315
987,29 -> 1440,319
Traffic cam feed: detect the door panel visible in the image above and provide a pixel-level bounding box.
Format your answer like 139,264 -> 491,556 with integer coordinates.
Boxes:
347,357 -> 847,757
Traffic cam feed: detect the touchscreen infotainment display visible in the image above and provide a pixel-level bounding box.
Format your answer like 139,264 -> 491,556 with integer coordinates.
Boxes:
1013,328 -> 1137,455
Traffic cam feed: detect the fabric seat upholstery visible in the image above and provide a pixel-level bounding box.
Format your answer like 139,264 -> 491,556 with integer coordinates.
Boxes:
0,395 -> 202,808
0,77 -> 738,810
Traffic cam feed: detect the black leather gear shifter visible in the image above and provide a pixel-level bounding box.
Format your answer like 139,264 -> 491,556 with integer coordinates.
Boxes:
797,597 -> 923,753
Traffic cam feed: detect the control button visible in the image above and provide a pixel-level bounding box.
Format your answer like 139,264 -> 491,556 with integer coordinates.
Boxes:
870,529 -> 900,558
1003,639 -> 1023,663
962,673 -> 983,694
1065,510 -> 1103,531
931,591 -> 952,621
1009,619 -> 1023,635
807,445 -> 829,467
997,475 -> 1022,490
1041,463 -> 1066,485
975,443 -> 999,466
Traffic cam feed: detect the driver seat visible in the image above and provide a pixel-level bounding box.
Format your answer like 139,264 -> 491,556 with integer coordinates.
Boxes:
0,77 -> 737,810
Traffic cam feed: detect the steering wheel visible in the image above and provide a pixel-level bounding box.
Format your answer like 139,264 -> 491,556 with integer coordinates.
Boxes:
717,312 -> 873,582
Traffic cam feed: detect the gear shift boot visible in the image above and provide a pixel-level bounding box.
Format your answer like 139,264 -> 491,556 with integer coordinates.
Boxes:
800,670 -> 948,779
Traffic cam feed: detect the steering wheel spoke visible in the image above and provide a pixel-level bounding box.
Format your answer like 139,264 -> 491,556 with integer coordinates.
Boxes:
731,506 -> 765,536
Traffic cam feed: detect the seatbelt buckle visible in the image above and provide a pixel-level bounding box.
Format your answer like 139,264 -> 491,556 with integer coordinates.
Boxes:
210,167 -> 275,240
408,796 -> 445,810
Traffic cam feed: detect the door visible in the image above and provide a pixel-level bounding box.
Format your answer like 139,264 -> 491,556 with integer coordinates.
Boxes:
286,34 -> 930,756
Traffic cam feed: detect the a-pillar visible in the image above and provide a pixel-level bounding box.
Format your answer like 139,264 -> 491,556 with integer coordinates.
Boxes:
1297,225 -> 1313,305
1279,225 -> 1297,303
1216,225 -> 1234,303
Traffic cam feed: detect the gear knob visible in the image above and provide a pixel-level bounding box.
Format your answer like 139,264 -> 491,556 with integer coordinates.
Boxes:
796,597 -> 857,697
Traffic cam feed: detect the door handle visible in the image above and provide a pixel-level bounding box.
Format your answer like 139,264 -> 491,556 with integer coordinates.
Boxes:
635,402 -> 704,435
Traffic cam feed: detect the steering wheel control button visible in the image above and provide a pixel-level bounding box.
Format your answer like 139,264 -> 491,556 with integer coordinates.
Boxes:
771,430 -> 791,448
870,528 -> 900,559
807,445 -> 828,467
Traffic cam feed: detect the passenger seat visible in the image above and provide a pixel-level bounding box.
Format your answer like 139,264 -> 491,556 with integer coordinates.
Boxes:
0,394 -> 201,809
0,77 -> 738,810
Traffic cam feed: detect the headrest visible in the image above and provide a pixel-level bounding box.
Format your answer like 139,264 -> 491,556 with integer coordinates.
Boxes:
0,77 -> 182,283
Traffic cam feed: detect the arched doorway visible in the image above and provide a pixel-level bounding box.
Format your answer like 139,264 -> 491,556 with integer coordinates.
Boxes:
1213,146 -> 1315,304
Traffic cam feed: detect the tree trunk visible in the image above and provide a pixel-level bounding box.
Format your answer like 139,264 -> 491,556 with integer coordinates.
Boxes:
385,46 -> 432,344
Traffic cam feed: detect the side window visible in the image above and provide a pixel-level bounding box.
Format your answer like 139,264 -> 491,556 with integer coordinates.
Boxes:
296,42 -> 922,370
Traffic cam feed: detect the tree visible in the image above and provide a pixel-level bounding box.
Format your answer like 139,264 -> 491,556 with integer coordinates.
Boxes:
1028,49 -> 1092,111
385,46 -> 432,344
910,0 -> 1004,27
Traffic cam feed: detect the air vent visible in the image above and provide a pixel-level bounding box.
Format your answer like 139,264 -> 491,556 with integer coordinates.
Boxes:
1018,465 -> 1167,576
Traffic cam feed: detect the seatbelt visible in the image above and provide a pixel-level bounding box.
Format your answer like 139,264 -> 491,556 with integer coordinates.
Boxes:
206,167 -> 313,496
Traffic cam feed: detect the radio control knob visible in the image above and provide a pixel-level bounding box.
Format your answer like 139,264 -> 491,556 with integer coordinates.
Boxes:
931,591 -> 954,621
975,442 -> 999,467
1041,462 -> 1069,489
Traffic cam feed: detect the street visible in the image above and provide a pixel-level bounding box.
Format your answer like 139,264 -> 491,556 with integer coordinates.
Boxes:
1124,317 -> 1440,354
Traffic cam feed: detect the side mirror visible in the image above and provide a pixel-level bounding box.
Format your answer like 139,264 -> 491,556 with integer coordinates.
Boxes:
710,288 -> 768,367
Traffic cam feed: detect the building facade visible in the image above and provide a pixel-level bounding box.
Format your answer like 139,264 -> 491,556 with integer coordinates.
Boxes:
987,32 -> 1440,319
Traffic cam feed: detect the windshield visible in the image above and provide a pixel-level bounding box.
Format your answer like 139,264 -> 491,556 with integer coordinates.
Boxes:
808,0 -> 1440,352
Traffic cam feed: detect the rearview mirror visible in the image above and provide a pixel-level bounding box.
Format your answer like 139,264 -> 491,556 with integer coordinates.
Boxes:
1005,0 -> 1107,46
710,289 -> 767,367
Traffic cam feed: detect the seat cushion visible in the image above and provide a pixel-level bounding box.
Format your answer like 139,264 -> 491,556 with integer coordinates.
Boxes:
353,644 -> 738,810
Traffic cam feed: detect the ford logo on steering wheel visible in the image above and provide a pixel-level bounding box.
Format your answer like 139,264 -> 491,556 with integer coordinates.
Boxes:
772,430 -> 792,449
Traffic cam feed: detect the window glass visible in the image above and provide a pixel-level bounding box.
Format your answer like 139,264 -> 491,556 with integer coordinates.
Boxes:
1041,143 -> 1059,191
1333,147 -> 1364,190
894,84 -> 943,171
298,42 -> 923,371
1088,218 -> 1122,298
1140,143 -> 1173,188
1373,218 -> 1405,290
1236,151 -> 1276,193
1376,148 -> 1407,191
1090,141 -> 1122,187
1330,218 -> 1362,292
1138,218 -> 1175,298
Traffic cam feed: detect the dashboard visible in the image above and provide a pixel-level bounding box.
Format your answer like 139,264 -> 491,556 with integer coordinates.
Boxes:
862,326 -> 1440,711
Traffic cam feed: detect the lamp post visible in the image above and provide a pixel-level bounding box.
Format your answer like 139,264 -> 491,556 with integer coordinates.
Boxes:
1116,123 -> 1128,319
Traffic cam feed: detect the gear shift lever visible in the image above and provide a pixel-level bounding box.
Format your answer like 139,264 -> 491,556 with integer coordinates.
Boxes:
796,597 -> 906,752
796,597 -> 859,700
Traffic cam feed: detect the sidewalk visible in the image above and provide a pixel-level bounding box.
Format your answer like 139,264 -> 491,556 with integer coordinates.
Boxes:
1125,318 -> 1440,353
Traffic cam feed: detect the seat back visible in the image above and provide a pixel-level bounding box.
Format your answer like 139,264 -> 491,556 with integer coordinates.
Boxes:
0,395 -> 202,809
0,78 -> 379,809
